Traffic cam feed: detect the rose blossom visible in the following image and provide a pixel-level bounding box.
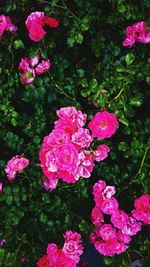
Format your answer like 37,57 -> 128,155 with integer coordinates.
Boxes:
101,197 -> 119,215
88,111 -> 118,140
42,174 -> 58,192
103,185 -> 116,199
0,14 -> 17,38
37,255 -> 50,267
56,144 -> 78,171
35,59 -> 50,75
91,207 -> 104,227
93,144 -> 110,162
47,243 -> 59,265
99,224 -> 117,241
5,155 -> 29,180
29,23 -> 46,42
72,128 -> 93,149
132,194 -> 150,224
111,209 -> 129,229
57,107 -> 87,128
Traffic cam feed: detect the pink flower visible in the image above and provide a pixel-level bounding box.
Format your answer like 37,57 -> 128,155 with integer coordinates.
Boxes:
88,111 -> 118,140
26,11 -> 45,31
132,194 -> 150,224
29,23 -> 46,42
103,185 -> 116,199
99,224 -> 117,241
72,128 -> 93,149
35,59 -> 50,75
93,144 -> 110,162
26,11 -> 59,42
0,182 -> 3,194
91,207 -> 104,227
47,243 -> 59,265
74,150 -> 94,180
0,239 -> 6,248
5,155 -> 29,180
123,21 -> 150,47
56,144 -> 78,172
0,14 -> 17,38
19,58 -> 30,71
55,119 -> 77,136
101,197 -> 119,215
62,231 -> 83,263
121,216 -> 142,236
42,174 -> 58,192
57,107 -> 87,128
21,69 -> 35,85
117,231 -> 131,244
111,209 -> 129,229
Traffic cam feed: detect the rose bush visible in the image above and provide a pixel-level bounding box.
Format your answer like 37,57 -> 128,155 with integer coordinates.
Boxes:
0,0 -> 150,266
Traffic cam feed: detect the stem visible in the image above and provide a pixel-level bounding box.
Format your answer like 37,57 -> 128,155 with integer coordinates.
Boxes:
48,73 -> 76,101
126,251 -> 132,267
108,88 -> 124,107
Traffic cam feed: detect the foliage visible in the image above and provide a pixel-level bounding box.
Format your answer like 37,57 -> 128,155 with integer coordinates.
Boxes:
0,0 -> 150,266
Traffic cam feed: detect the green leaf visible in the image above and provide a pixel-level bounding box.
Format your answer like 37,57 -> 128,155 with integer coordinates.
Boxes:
125,53 -> 135,65
13,40 -> 25,49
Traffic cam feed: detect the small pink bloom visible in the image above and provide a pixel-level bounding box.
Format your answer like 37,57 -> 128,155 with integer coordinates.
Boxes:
0,14 -> 17,38
74,150 -> 94,180
121,216 -> 142,236
111,209 -> 129,229
19,58 -> 30,71
26,11 -> 45,31
0,239 -> 6,247
93,144 -> 110,162
5,155 -> 29,180
72,128 -> 93,149
132,194 -> 150,225
47,243 -> 59,265
35,59 -> 50,75
88,111 -> 118,140
91,207 -> 104,227
57,107 -> 87,128
0,182 -> 3,193
29,23 -> 46,42
117,231 -> 131,244
101,197 -> 119,215
103,185 -> 116,199
100,224 -> 116,241
42,173 -> 58,192
62,231 -> 83,263
56,144 -> 78,172
21,69 -> 35,85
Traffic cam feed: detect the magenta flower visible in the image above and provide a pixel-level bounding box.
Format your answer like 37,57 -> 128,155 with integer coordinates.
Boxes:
132,194 -> 150,225
26,11 -> 59,42
93,144 -> 110,162
19,54 -> 50,85
123,21 -> 150,47
0,182 -> 3,194
0,14 -> 17,38
5,155 -> 29,180
111,209 -> 129,229
88,111 -> 118,140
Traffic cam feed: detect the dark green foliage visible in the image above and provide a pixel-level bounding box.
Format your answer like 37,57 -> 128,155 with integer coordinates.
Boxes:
0,0 -> 150,266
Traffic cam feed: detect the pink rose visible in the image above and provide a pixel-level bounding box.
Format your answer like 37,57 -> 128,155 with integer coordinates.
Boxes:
111,209 -> 129,229
101,197 -> 119,215
47,243 -> 59,265
91,207 -> 104,227
72,128 -> 93,149
88,111 -> 118,140
35,59 -> 50,75
56,144 -> 78,172
42,173 -> 58,192
99,224 -> 116,241
5,155 -> 29,180
132,194 -> 150,224
93,144 -> 110,162
29,23 -> 46,42
103,185 -> 116,199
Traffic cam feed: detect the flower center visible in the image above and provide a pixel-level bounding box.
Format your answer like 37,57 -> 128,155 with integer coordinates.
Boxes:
100,121 -> 107,129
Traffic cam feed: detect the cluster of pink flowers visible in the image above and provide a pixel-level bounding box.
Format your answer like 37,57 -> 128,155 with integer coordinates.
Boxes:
26,11 -> 59,42
39,107 -> 117,192
5,155 -> 29,180
37,230 -> 83,267
90,180 -> 150,256
19,54 -> 50,84
123,21 -> 150,47
0,14 -> 17,38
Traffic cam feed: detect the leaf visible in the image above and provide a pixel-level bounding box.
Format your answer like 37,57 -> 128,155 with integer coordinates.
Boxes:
125,53 -> 135,65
